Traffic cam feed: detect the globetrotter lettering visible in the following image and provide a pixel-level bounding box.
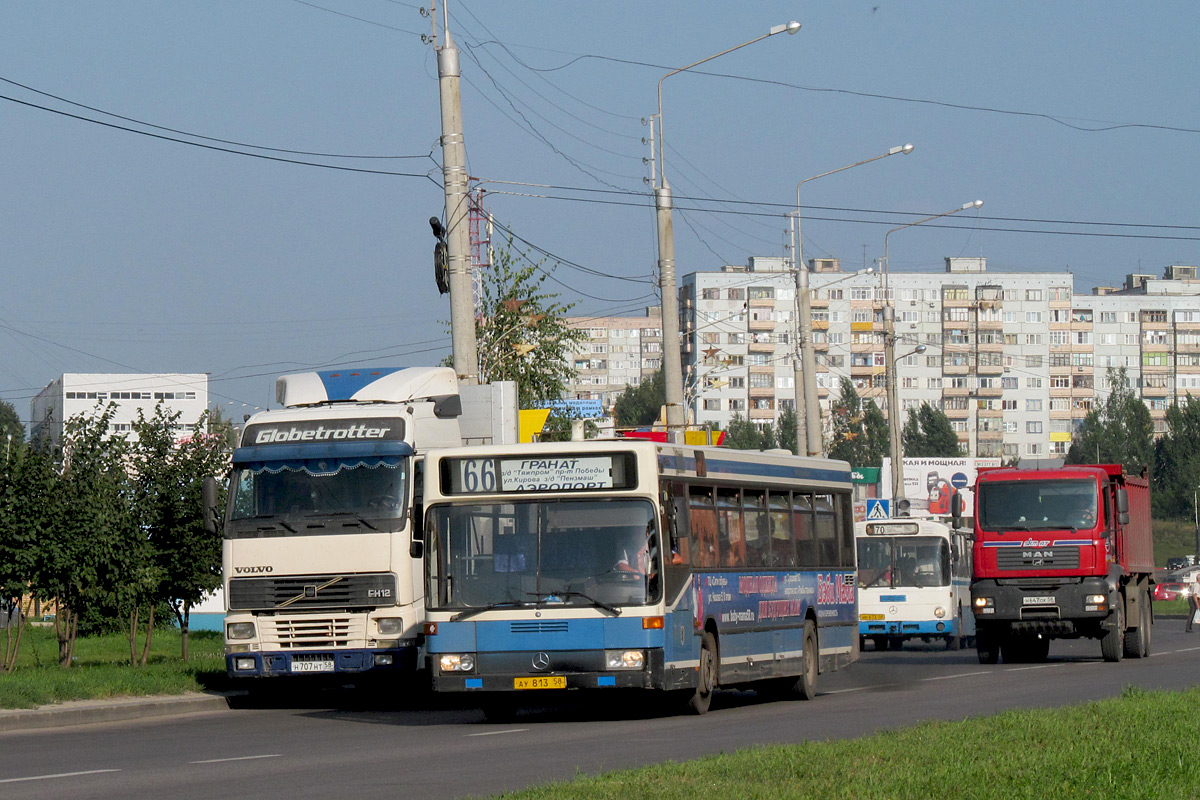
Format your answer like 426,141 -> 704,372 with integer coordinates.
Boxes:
817,573 -> 855,605
254,424 -> 392,444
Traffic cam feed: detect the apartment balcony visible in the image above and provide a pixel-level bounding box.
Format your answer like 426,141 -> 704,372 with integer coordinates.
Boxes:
943,362 -> 970,376
748,297 -> 775,309
747,317 -> 774,332
977,362 -> 1005,376
976,430 -> 1005,443
974,385 -> 1004,399
749,407 -> 775,421
1141,384 -> 1169,397
943,385 -> 970,397
943,405 -> 970,420
748,340 -> 776,354
748,386 -> 775,398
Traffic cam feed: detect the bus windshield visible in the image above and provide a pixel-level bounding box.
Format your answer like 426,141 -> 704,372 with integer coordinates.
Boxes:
425,498 -> 661,611
857,536 -> 950,589
227,456 -> 407,536
977,479 -> 1096,532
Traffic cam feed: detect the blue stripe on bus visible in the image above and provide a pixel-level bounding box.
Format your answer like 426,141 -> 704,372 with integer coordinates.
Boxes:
656,454 -> 851,485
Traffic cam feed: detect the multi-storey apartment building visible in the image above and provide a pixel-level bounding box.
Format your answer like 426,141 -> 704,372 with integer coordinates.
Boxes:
30,373 -> 209,447
674,257 -> 1200,459
563,309 -> 663,410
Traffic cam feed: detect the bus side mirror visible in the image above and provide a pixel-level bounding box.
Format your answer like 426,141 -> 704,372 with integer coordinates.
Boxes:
1116,488 -> 1129,525
202,476 -> 220,535
409,540 -> 424,559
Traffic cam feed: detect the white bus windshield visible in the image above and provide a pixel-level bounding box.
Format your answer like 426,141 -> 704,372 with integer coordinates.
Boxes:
228,456 -> 407,536
426,498 -> 661,612
857,536 -> 950,589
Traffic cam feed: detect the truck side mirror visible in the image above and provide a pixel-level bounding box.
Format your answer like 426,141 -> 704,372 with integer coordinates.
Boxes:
1116,488 -> 1129,525
202,476 -> 220,535
950,492 -> 964,527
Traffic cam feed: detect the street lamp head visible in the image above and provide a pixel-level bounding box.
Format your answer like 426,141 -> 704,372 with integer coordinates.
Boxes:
963,199 -> 984,210
770,20 -> 802,35
915,344 -> 927,354
889,143 -> 915,156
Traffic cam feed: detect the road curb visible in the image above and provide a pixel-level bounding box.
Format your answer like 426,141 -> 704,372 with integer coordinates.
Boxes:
0,691 -> 231,733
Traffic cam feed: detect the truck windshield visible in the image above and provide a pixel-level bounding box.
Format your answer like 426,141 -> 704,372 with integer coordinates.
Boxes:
425,498 -> 661,611
227,456 -> 407,536
977,479 -> 1096,532
857,536 -> 950,589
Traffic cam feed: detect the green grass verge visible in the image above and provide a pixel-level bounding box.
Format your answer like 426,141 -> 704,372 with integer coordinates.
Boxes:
0,626 -> 226,709
494,686 -> 1200,800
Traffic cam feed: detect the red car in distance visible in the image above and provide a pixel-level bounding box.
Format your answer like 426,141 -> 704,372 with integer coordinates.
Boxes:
1153,581 -> 1189,602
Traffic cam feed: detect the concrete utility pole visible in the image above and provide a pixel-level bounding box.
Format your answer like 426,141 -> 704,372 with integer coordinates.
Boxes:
791,143 -> 913,457
883,199 -> 983,507
436,3 -> 478,384
654,21 -> 800,436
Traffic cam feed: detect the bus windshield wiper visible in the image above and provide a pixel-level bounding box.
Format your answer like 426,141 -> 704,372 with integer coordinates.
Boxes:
450,601 -> 529,622
527,591 -> 622,617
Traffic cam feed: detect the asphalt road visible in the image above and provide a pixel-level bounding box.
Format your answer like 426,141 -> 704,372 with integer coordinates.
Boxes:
3,618 -> 1199,800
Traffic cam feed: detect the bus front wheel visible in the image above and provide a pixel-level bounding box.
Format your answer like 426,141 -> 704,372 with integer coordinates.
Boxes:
687,631 -> 718,715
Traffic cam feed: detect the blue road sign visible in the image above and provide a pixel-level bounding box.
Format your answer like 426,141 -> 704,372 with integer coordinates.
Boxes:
866,499 -> 890,520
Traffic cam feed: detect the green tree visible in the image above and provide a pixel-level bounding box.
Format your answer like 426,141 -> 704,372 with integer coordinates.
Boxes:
902,402 -> 961,457
723,414 -> 766,450
470,239 -> 587,409
827,378 -> 888,468
1066,367 -> 1153,472
774,406 -> 798,455
33,405 -> 135,667
130,406 -> 232,662
0,441 -> 52,671
0,400 -> 22,463
613,369 -> 664,428
1152,395 -> 1200,519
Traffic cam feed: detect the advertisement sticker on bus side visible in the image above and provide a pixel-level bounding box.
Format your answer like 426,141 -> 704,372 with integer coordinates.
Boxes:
693,571 -> 856,628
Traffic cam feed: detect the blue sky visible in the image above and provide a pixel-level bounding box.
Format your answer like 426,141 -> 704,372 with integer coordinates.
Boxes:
2,1 -> 1198,421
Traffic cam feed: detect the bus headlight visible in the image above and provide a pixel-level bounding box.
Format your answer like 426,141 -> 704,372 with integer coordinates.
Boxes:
439,653 -> 475,673
376,618 -> 404,636
226,622 -> 256,640
605,650 -> 645,670
933,606 -> 946,619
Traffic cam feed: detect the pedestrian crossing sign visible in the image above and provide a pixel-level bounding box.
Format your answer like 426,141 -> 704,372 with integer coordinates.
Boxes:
866,499 -> 890,520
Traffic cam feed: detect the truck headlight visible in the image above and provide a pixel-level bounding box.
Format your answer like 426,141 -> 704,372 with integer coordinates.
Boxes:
439,653 -> 475,673
605,650 -> 645,670
233,657 -> 257,671
226,622 -> 256,640
1085,594 -> 1107,605
376,617 -> 404,635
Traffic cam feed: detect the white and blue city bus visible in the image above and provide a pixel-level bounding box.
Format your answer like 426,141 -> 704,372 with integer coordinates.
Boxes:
419,440 -> 857,716
855,516 -> 975,650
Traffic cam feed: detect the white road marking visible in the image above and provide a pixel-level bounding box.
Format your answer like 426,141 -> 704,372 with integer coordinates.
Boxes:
0,769 -> 121,784
921,670 -> 993,680
467,728 -> 529,736
191,754 -> 282,764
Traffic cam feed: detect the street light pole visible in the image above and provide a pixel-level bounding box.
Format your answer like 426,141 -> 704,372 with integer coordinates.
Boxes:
1193,485 -> 1198,562
436,2 -> 478,384
655,20 -> 801,436
883,199 -> 984,507
792,143 -> 913,457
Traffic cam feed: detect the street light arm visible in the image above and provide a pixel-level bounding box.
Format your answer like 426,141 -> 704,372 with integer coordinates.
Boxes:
657,21 -> 800,184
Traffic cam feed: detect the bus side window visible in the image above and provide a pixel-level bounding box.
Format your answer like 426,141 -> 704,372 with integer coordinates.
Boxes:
793,493 -> 816,568
768,492 -> 796,567
717,488 -> 744,567
743,491 -> 768,568
689,488 -> 718,568
813,494 -> 838,567
837,493 -> 855,569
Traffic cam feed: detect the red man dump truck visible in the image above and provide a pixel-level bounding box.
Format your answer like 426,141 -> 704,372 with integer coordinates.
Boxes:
969,463 -> 1154,663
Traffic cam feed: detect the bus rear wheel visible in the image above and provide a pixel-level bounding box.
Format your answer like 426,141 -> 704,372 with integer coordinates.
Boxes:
687,631 -> 718,715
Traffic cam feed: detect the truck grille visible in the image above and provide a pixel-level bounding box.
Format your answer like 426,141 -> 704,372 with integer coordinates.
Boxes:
265,616 -> 356,649
228,573 -> 397,611
996,545 -> 1080,571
